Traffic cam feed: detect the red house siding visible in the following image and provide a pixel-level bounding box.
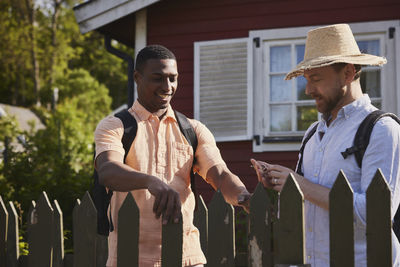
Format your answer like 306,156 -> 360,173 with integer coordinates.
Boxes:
146,0 -> 400,200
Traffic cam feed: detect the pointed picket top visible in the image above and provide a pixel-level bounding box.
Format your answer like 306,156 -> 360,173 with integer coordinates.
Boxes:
366,169 -> 392,267
118,192 -> 139,267
162,212 -> 183,267
207,190 -> 235,267
329,170 -> 354,267
248,182 -> 274,267
73,192 -> 97,267
27,200 -> 36,226
193,195 -> 208,258
0,196 -> 8,267
6,201 -> 19,267
52,200 -> 64,267
277,173 -> 305,265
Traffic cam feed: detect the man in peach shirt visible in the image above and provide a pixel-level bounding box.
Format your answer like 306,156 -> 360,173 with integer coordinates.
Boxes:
95,45 -> 250,267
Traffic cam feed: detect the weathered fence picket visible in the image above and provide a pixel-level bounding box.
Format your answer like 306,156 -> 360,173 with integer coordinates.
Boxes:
194,195 -> 208,259
28,192 -> 54,267
52,200 -> 64,267
248,183 -> 273,267
73,192 -> 97,267
207,190 -> 235,267
0,196 -> 7,267
366,169 -> 392,267
6,201 -> 18,267
0,168 -> 397,266
329,171 -> 354,267
117,192 -> 139,267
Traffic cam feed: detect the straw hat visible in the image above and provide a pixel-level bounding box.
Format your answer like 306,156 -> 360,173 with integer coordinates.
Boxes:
285,24 -> 387,80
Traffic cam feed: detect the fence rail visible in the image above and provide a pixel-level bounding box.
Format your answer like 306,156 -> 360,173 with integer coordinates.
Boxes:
0,169 -> 394,266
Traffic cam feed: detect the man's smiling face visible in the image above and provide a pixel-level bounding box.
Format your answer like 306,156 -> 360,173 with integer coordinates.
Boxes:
135,58 -> 178,114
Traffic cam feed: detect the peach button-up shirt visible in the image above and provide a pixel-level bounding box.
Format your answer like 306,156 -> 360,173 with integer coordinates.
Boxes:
94,101 -> 226,267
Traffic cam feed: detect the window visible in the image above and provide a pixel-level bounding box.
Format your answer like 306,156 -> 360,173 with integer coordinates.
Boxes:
250,20 -> 400,152
194,38 -> 252,142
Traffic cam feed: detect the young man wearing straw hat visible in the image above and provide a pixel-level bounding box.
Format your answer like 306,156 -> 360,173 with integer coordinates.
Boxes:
251,24 -> 400,266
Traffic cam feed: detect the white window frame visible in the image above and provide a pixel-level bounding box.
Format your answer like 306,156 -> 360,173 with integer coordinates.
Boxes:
194,38 -> 253,142
250,20 -> 400,152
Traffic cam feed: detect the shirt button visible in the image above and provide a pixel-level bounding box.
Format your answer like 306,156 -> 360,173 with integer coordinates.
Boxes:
314,173 -> 318,177
308,255 -> 312,260
308,227 -> 312,232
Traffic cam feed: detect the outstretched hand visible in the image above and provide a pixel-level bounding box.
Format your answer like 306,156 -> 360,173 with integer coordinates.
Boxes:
250,159 -> 296,192
147,177 -> 181,224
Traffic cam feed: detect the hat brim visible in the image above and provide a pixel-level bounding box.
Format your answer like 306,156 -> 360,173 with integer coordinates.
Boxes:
285,53 -> 387,80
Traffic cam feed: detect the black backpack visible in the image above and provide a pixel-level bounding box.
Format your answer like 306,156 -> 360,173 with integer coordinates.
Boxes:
92,109 -> 198,236
295,110 -> 400,239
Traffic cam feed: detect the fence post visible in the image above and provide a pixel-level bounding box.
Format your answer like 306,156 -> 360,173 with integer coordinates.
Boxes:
0,196 -> 8,267
194,195 -> 208,258
275,174 -> 309,266
162,213 -> 183,267
366,169 -> 392,267
28,191 -> 54,267
329,170 -> 354,267
6,201 -> 19,267
248,183 -> 274,267
117,192 -> 139,267
52,200 -> 64,267
73,192 -> 97,267
207,190 -> 235,267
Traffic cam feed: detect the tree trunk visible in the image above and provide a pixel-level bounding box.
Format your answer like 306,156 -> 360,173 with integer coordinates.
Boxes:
49,0 -> 62,89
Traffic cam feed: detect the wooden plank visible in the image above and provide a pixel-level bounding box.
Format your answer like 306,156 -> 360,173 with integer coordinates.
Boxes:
162,213 -> 183,267
117,192 -> 139,267
53,200 -> 64,267
26,200 -> 36,267
6,201 -> 19,267
96,234 -> 108,267
207,190 -> 235,267
193,195 -> 208,258
0,196 -> 8,267
329,170 -> 354,267
366,169 -> 392,267
276,174 -> 305,265
28,192 -> 54,267
248,183 -> 273,267
73,192 -> 97,267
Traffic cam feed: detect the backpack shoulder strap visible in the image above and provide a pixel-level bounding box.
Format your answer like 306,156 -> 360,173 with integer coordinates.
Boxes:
341,110 -> 400,168
174,110 -> 199,203
114,109 -> 138,162
174,110 -> 198,159
296,123 -> 318,176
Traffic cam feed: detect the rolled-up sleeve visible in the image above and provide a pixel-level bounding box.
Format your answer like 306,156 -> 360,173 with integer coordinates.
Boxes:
190,119 -> 227,180
354,117 -> 400,225
94,115 -> 125,160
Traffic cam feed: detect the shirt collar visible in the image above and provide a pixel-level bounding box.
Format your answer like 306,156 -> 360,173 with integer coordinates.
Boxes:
131,100 -> 176,122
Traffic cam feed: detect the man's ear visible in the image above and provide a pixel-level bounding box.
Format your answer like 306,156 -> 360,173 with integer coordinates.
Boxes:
133,70 -> 141,84
344,64 -> 356,84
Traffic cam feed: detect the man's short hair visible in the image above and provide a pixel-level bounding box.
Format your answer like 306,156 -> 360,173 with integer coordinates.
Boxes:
135,45 -> 176,73
332,63 -> 362,80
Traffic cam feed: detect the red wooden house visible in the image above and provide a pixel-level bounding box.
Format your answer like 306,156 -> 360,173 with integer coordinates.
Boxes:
74,0 -> 400,201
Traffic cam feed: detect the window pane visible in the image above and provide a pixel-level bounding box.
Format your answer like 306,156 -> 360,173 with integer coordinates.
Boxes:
297,106 -> 318,131
296,44 -> 305,64
270,46 -> 291,72
357,40 -> 380,56
360,70 -> 381,97
270,75 -> 291,102
270,105 -> 291,132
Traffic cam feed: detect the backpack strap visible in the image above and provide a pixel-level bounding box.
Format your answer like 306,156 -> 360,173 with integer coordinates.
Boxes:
174,110 -> 198,204
296,123 -> 318,176
115,109 -> 138,162
341,110 -> 400,168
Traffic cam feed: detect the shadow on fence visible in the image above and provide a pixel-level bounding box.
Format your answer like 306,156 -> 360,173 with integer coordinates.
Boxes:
0,169 -> 393,267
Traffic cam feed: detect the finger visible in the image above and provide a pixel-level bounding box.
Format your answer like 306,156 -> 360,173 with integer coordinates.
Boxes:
153,193 -> 161,214
172,195 -> 182,223
156,193 -> 168,219
163,191 -> 179,224
250,159 -> 263,182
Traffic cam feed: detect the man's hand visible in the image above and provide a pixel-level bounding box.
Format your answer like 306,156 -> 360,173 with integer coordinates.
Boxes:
237,192 -> 251,213
147,177 -> 181,225
250,159 -> 297,192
